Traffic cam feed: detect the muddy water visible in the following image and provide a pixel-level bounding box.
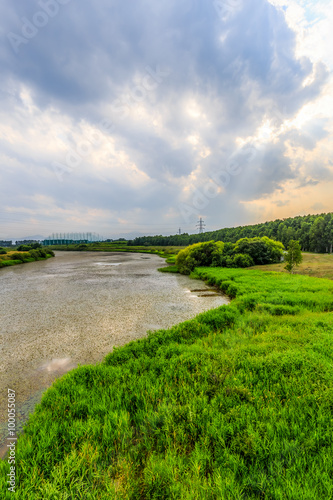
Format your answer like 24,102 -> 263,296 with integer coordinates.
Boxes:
0,251 -> 228,456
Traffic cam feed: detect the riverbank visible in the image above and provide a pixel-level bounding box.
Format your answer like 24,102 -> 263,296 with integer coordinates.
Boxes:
0,249 -> 54,269
0,252 -> 228,465
47,242 -> 184,259
1,266 -> 333,498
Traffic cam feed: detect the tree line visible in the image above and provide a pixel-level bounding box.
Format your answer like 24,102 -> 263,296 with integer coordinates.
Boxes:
128,212 -> 333,252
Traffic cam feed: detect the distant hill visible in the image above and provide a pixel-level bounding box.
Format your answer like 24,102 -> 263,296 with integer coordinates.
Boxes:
12,235 -> 45,241
129,212 -> 333,253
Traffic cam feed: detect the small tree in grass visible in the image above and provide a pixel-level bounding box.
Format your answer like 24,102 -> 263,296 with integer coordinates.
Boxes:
284,240 -> 302,274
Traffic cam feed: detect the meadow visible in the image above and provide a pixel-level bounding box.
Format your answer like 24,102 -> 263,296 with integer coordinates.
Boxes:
251,252 -> 333,280
1,266 -> 333,498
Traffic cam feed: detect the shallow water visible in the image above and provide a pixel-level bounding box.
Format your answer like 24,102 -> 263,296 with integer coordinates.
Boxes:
0,251 -> 228,456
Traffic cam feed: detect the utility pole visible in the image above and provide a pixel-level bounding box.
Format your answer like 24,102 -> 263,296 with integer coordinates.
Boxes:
196,218 -> 206,234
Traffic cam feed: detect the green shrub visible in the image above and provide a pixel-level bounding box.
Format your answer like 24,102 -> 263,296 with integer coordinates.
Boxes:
0,248 -> 7,255
16,244 -> 32,251
176,237 -> 283,274
10,252 -> 27,262
17,243 -> 42,251
221,255 -> 235,268
232,253 -> 254,268
176,241 -> 224,274
35,248 -> 47,258
28,250 -> 39,261
234,236 -> 284,265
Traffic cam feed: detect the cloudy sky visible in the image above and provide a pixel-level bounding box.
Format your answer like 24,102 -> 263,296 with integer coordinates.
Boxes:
0,0 -> 332,239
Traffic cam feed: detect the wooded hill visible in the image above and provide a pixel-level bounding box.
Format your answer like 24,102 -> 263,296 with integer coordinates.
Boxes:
129,212 -> 333,253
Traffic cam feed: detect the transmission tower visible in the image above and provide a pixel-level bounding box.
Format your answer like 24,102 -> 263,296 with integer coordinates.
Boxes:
178,227 -> 182,235
196,218 -> 206,234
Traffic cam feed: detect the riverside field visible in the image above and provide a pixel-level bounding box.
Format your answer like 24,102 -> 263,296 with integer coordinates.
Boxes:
1,267 -> 333,498
0,249 -> 54,269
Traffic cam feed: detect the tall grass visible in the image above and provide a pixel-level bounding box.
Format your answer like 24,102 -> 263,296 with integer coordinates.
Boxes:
1,269 -> 333,498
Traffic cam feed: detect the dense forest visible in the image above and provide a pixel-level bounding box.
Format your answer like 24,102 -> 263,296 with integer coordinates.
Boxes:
129,212 -> 333,253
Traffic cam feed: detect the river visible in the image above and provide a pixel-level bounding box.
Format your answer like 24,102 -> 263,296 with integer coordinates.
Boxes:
0,251 -> 228,457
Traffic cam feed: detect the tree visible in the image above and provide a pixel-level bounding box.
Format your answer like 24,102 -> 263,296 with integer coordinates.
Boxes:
233,237 -> 284,265
129,211 -> 333,252
176,241 -> 224,274
309,216 -> 326,252
284,240 -> 302,274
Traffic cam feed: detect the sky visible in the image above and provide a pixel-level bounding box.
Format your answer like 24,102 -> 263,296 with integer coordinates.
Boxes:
0,0 -> 332,239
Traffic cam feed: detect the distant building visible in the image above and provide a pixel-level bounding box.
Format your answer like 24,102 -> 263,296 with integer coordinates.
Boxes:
0,240 -> 13,247
15,240 -> 40,246
42,232 -> 103,246
42,239 -> 89,246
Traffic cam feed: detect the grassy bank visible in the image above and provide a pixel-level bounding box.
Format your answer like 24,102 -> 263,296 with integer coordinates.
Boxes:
0,249 -> 54,269
47,242 -> 184,259
251,252 -> 333,280
1,267 -> 333,498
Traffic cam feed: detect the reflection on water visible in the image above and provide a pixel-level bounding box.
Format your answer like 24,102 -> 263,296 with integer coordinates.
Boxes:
0,251 -> 228,457
40,358 -> 75,374
95,262 -> 121,266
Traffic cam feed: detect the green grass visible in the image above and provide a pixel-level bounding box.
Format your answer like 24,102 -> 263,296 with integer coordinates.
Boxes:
1,268 -> 333,498
0,259 -> 22,267
157,265 -> 179,273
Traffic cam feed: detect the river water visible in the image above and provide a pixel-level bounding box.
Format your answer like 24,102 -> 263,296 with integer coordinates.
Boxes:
0,251 -> 228,456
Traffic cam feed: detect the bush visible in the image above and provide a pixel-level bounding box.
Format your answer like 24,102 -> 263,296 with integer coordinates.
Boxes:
17,244 -> 32,252
233,237 -> 284,265
17,243 -> 42,251
10,252 -> 27,262
232,253 -> 254,268
221,256 -> 235,268
37,249 -> 47,258
176,237 -> 284,274
0,248 -> 7,255
28,250 -> 39,261
176,241 -> 224,274
31,242 -> 42,249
